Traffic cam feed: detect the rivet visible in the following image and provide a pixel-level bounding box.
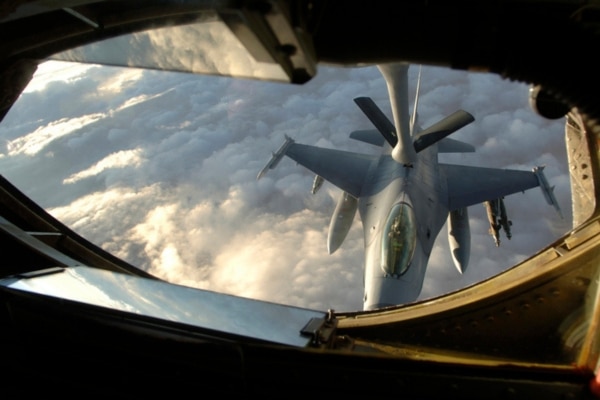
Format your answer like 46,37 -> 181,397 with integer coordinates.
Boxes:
573,277 -> 591,287
536,295 -> 545,304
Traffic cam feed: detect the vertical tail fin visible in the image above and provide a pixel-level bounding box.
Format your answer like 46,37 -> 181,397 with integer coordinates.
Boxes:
410,65 -> 422,135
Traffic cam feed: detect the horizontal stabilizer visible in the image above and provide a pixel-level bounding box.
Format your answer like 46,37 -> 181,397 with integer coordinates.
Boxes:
413,110 -> 475,153
257,135 -> 294,180
533,166 -> 564,219
349,129 -> 386,147
353,97 -> 397,147
438,138 -> 475,153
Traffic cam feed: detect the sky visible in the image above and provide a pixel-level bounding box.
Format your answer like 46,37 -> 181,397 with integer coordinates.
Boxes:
0,60 -> 572,312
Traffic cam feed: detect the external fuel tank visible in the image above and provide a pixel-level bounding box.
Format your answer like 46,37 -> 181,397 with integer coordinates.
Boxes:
327,191 -> 358,254
447,207 -> 470,274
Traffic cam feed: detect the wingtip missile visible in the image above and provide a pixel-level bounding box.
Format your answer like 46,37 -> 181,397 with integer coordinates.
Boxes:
311,175 -> 324,194
257,135 -> 295,180
533,165 -> 564,219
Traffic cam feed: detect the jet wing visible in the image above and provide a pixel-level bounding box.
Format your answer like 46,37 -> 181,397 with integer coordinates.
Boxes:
442,164 -> 540,210
286,143 -> 377,198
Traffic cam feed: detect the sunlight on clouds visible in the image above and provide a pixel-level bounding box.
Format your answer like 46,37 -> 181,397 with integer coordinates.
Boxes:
159,245 -> 185,274
127,203 -> 204,285
98,68 -> 144,94
49,186 -> 155,231
23,60 -> 94,93
219,186 -> 245,217
7,113 -> 106,156
63,148 -> 144,184
208,209 -> 343,307
131,204 -> 179,251
115,92 -> 167,112
211,231 -> 284,300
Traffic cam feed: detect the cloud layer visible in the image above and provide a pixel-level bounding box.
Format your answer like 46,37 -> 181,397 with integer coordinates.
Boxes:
0,61 -> 572,311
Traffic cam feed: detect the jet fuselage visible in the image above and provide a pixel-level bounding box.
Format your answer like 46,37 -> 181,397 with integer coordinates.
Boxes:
358,142 -> 448,309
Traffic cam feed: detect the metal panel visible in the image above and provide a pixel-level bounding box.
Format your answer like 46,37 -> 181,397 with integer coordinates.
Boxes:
0,265 -> 325,347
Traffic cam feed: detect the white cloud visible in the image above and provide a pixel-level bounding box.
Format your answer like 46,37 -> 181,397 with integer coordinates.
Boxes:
22,61 -> 95,93
7,113 -> 106,156
63,148 -> 144,184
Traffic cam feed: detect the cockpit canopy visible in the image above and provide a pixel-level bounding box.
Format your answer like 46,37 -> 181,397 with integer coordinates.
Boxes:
381,202 -> 417,277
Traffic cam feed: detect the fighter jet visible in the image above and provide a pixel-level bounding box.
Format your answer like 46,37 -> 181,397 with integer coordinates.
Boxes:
258,63 -> 562,310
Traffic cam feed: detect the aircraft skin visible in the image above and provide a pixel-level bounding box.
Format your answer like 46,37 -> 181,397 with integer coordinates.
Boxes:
259,63 -> 561,310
